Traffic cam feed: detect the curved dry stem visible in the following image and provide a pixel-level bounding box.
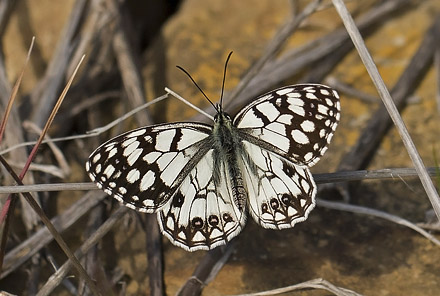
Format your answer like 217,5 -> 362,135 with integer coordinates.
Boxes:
230,278 -> 363,296
317,199 -> 440,247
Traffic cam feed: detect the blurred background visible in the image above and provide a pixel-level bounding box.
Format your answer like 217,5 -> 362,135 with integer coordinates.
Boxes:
0,0 -> 439,295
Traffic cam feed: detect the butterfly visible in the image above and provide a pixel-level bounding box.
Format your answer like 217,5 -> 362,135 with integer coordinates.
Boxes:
86,55 -> 340,251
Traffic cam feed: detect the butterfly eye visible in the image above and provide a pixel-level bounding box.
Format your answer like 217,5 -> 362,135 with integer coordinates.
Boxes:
214,112 -> 232,123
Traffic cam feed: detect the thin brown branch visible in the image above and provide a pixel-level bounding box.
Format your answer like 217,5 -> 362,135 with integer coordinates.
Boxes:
21,55 -> 84,177
107,0 -> 153,126
177,243 -> 236,296
22,121 -> 71,177
0,155 -> 101,296
0,37 -> 36,276
79,205 -> 115,296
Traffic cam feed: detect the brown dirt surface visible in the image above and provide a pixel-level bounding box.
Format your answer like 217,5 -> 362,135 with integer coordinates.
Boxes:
1,0 -> 439,295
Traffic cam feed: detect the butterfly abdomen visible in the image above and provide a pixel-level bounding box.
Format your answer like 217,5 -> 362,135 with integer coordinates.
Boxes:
229,171 -> 247,212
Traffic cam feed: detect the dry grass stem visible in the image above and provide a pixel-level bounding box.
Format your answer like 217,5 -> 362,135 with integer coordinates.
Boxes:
30,0 -> 88,128
165,87 -> 214,121
1,167 -> 439,194
332,0 -> 440,220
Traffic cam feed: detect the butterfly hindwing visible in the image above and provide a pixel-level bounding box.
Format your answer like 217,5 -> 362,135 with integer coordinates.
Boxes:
158,149 -> 246,251
86,123 -> 212,212
239,141 -> 316,229
234,84 -> 340,167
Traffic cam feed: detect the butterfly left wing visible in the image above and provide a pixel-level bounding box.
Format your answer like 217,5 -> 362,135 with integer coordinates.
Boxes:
158,149 -> 246,251
234,84 -> 340,167
86,123 -> 212,213
239,141 -> 316,229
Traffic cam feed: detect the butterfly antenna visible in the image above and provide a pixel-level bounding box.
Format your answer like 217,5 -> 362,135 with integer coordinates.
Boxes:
176,65 -> 218,112
220,51 -> 233,111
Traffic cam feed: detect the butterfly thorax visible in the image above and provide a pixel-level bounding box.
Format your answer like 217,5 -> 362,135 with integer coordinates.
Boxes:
212,111 -> 247,211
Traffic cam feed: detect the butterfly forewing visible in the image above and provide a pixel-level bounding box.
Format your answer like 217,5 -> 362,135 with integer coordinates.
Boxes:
86,123 -> 212,212
234,84 -> 340,167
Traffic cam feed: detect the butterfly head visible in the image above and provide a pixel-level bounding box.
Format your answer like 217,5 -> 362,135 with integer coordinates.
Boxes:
214,109 -> 232,125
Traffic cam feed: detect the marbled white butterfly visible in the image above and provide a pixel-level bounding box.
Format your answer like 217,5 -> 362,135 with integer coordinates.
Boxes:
86,55 -> 340,251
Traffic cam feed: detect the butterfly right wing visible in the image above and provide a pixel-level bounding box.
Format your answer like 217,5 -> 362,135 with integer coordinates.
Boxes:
158,149 -> 246,251
234,84 -> 340,167
232,84 -> 339,229
86,123 -> 212,213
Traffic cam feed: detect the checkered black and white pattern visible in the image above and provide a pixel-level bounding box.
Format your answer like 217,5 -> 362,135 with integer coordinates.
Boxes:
86,84 -> 340,251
